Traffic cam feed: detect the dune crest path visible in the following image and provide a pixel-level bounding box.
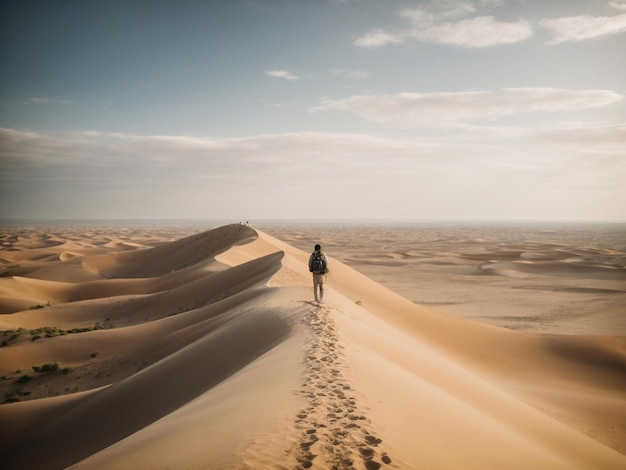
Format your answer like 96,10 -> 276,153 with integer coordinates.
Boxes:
292,303 -> 392,470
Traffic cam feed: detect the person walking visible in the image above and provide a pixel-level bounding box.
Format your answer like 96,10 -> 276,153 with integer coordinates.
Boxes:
308,243 -> 329,304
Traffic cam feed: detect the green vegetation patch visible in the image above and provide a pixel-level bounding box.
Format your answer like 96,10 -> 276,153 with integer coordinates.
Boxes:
31,362 -> 72,374
29,301 -> 51,310
2,323 -> 107,346
32,362 -> 60,373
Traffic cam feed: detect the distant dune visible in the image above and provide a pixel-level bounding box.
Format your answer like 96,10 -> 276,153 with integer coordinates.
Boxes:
0,224 -> 625,469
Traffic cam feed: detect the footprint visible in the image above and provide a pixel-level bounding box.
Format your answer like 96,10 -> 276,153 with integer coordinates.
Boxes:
365,435 -> 383,446
295,302 -> 391,469
298,452 -> 316,469
300,436 -> 319,450
359,447 -> 375,458
365,461 -> 382,470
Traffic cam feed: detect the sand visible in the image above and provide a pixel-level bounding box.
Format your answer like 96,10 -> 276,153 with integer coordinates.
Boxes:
261,222 -> 626,336
0,222 -> 624,469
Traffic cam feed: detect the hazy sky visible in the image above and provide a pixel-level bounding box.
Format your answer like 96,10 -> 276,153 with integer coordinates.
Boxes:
1,0 -> 625,221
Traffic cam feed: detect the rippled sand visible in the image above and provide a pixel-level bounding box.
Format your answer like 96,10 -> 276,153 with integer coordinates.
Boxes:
261,221 -> 626,335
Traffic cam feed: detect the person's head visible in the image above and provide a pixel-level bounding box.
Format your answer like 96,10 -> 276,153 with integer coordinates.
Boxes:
314,244 -> 321,251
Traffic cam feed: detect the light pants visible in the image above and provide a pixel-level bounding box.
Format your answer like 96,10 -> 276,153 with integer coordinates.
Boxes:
313,273 -> 326,303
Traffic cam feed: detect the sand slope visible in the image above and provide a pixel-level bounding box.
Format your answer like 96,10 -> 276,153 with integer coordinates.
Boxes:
0,224 -> 624,469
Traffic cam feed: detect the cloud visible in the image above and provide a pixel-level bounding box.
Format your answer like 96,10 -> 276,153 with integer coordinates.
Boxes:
24,97 -> 71,105
268,100 -> 298,108
329,0 -> 363,5
528,123 -> 626,149
312,88 -> 624,127
353,29 -> 404,47
3,124 -> 623,180
610,1 -> 626,11
330,68 -> 369,78
402,10 -> 533,48
434,0 -> 477,19
2,126 -> 624,220
353,3 -> 532,48
541,13 -> 626,44
354,3 -> 626,48
265,70 -> 299,80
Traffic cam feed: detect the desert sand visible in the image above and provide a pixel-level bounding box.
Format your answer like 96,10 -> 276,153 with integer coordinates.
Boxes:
0,222 -> 624,469
262,222 -> 626,336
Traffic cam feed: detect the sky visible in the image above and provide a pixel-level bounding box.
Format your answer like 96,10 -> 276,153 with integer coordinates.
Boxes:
1,0 -> 625,222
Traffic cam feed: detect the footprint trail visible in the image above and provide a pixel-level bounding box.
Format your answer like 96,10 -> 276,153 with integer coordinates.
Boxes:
291,304 -> 393,470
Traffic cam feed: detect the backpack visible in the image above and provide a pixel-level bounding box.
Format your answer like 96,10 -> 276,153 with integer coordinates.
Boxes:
309,252 -> 327,274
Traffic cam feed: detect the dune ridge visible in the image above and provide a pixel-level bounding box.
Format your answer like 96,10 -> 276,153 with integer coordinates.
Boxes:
262,223 -> 626,338
0,224 -> 624,469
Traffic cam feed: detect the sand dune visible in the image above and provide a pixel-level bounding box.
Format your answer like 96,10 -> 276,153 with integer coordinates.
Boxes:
263,223 -> 626,335
0,223 -> 625,469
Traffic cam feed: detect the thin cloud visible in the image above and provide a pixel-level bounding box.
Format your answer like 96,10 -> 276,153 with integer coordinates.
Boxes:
403,10 -> 533,48
312,88 -> 624,127
2,127 -> 624,220
330,68 -> 369,78
268,100 -> 298,108
353,29 -> 404,47
541,13 -> 626,44
355,3 -> 626,48
0,129 -> 417,191
265,70 -> 299,80
3,125 -> 623,175
24,97 -> 71,105
610,1 -> 626,11
435,0 -> 477,19
329,0 -> 363,5
529,123 -> 626,148
353,4 -> 532,48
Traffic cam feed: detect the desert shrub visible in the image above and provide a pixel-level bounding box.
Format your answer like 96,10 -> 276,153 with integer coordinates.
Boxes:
30,362 -> 71,375
67,326 -> 94,333
29,301 -> 51,310
16,375 -> 32,384
30,326 -> 66,338
23,323 -> 107,340
32,362 -> 60,373
1,329 -> 25,346
46,327 -> 65,338
67,323 -> 106,334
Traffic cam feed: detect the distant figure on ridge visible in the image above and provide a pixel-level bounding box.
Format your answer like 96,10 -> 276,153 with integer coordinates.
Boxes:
309,243 -> 329,304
